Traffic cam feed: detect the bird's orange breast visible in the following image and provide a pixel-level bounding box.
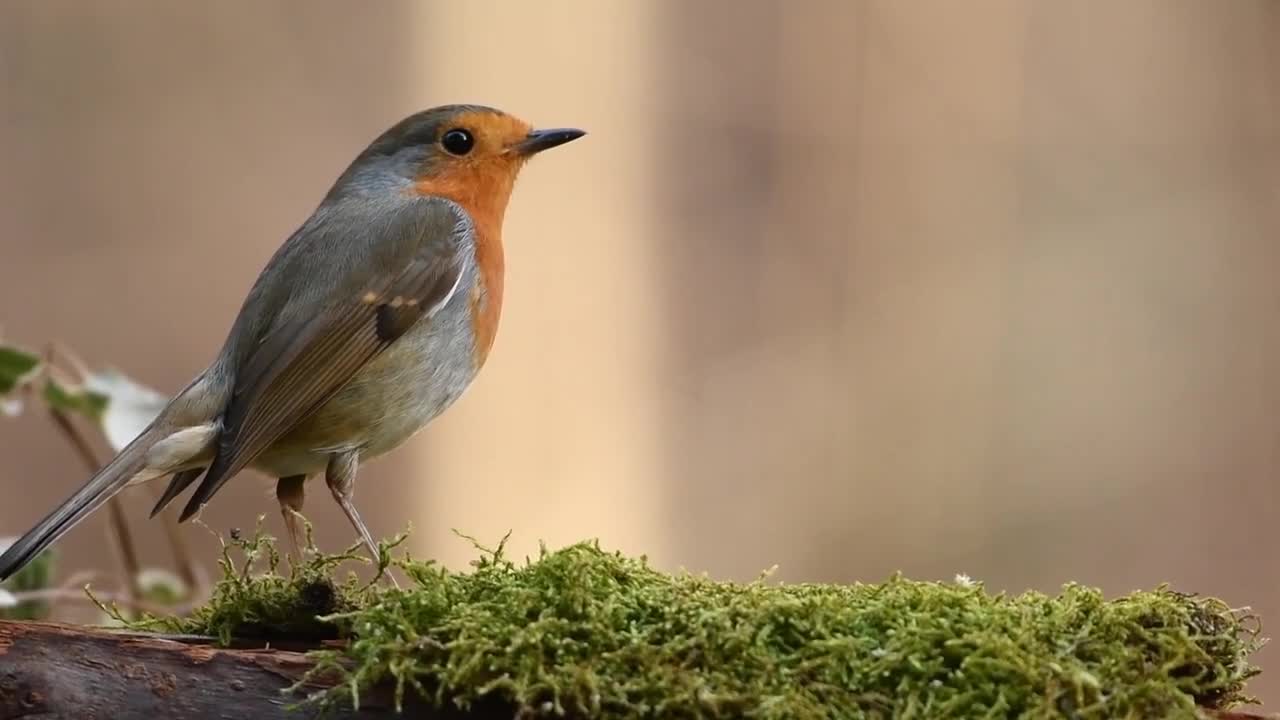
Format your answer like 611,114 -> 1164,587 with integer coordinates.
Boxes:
466,222 -> 504,368
413,163 -> 511,369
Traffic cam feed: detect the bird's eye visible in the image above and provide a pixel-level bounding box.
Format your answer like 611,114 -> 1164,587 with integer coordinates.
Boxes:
441,128 -> 475,156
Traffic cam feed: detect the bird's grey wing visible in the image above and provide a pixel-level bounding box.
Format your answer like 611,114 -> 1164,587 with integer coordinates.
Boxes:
177,197 -> 471,520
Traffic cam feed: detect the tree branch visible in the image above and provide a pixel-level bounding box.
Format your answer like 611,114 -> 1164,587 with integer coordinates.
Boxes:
0,620 -> 439,719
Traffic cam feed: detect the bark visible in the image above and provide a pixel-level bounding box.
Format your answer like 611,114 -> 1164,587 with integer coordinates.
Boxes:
0,620 -> 432,719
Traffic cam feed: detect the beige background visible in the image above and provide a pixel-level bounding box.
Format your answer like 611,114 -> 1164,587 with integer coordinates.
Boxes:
2,0 -> 1278,708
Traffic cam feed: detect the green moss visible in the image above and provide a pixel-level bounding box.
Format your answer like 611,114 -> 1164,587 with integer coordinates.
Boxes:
121,521 -> 384,645
144,527 -> 1263,719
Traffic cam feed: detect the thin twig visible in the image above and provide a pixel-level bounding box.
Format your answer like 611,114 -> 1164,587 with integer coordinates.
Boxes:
7,587 -> 179,617
105,485 -> 142,605
46,341 -> 91,382
45,406 -> 144,616
47,569 -> 99,617
57,570 -> 100,591
152,489 -> 202,595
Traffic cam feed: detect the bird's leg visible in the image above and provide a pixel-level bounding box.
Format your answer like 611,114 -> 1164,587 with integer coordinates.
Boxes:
326,451 -> 399,587
275,475 -> 308,560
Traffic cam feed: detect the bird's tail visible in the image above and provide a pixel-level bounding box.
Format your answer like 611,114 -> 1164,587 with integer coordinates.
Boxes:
0,416 -> 216,582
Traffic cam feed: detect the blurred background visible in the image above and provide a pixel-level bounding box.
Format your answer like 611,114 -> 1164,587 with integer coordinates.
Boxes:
1,0 -> 1278,705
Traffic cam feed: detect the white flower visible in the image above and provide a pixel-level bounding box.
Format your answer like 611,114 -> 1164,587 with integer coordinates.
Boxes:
954,573 -> 976,587
84,370 -> 169,452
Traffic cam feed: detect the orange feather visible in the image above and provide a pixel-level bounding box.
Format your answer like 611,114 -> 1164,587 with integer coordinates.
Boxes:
411,111 -> 533,368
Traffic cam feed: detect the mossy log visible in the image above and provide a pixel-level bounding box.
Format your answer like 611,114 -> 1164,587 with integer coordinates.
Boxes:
3,534 -> 1265,718
0,620 -> 1264,720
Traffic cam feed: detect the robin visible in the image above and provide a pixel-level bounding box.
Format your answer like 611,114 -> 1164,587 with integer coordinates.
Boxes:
0,104 -> 584,581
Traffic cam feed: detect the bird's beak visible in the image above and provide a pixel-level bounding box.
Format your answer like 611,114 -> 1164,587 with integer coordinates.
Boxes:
514,128 -> 586,156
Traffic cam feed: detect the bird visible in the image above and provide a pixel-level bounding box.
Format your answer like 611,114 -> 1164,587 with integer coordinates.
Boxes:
0,104 -> 584,581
